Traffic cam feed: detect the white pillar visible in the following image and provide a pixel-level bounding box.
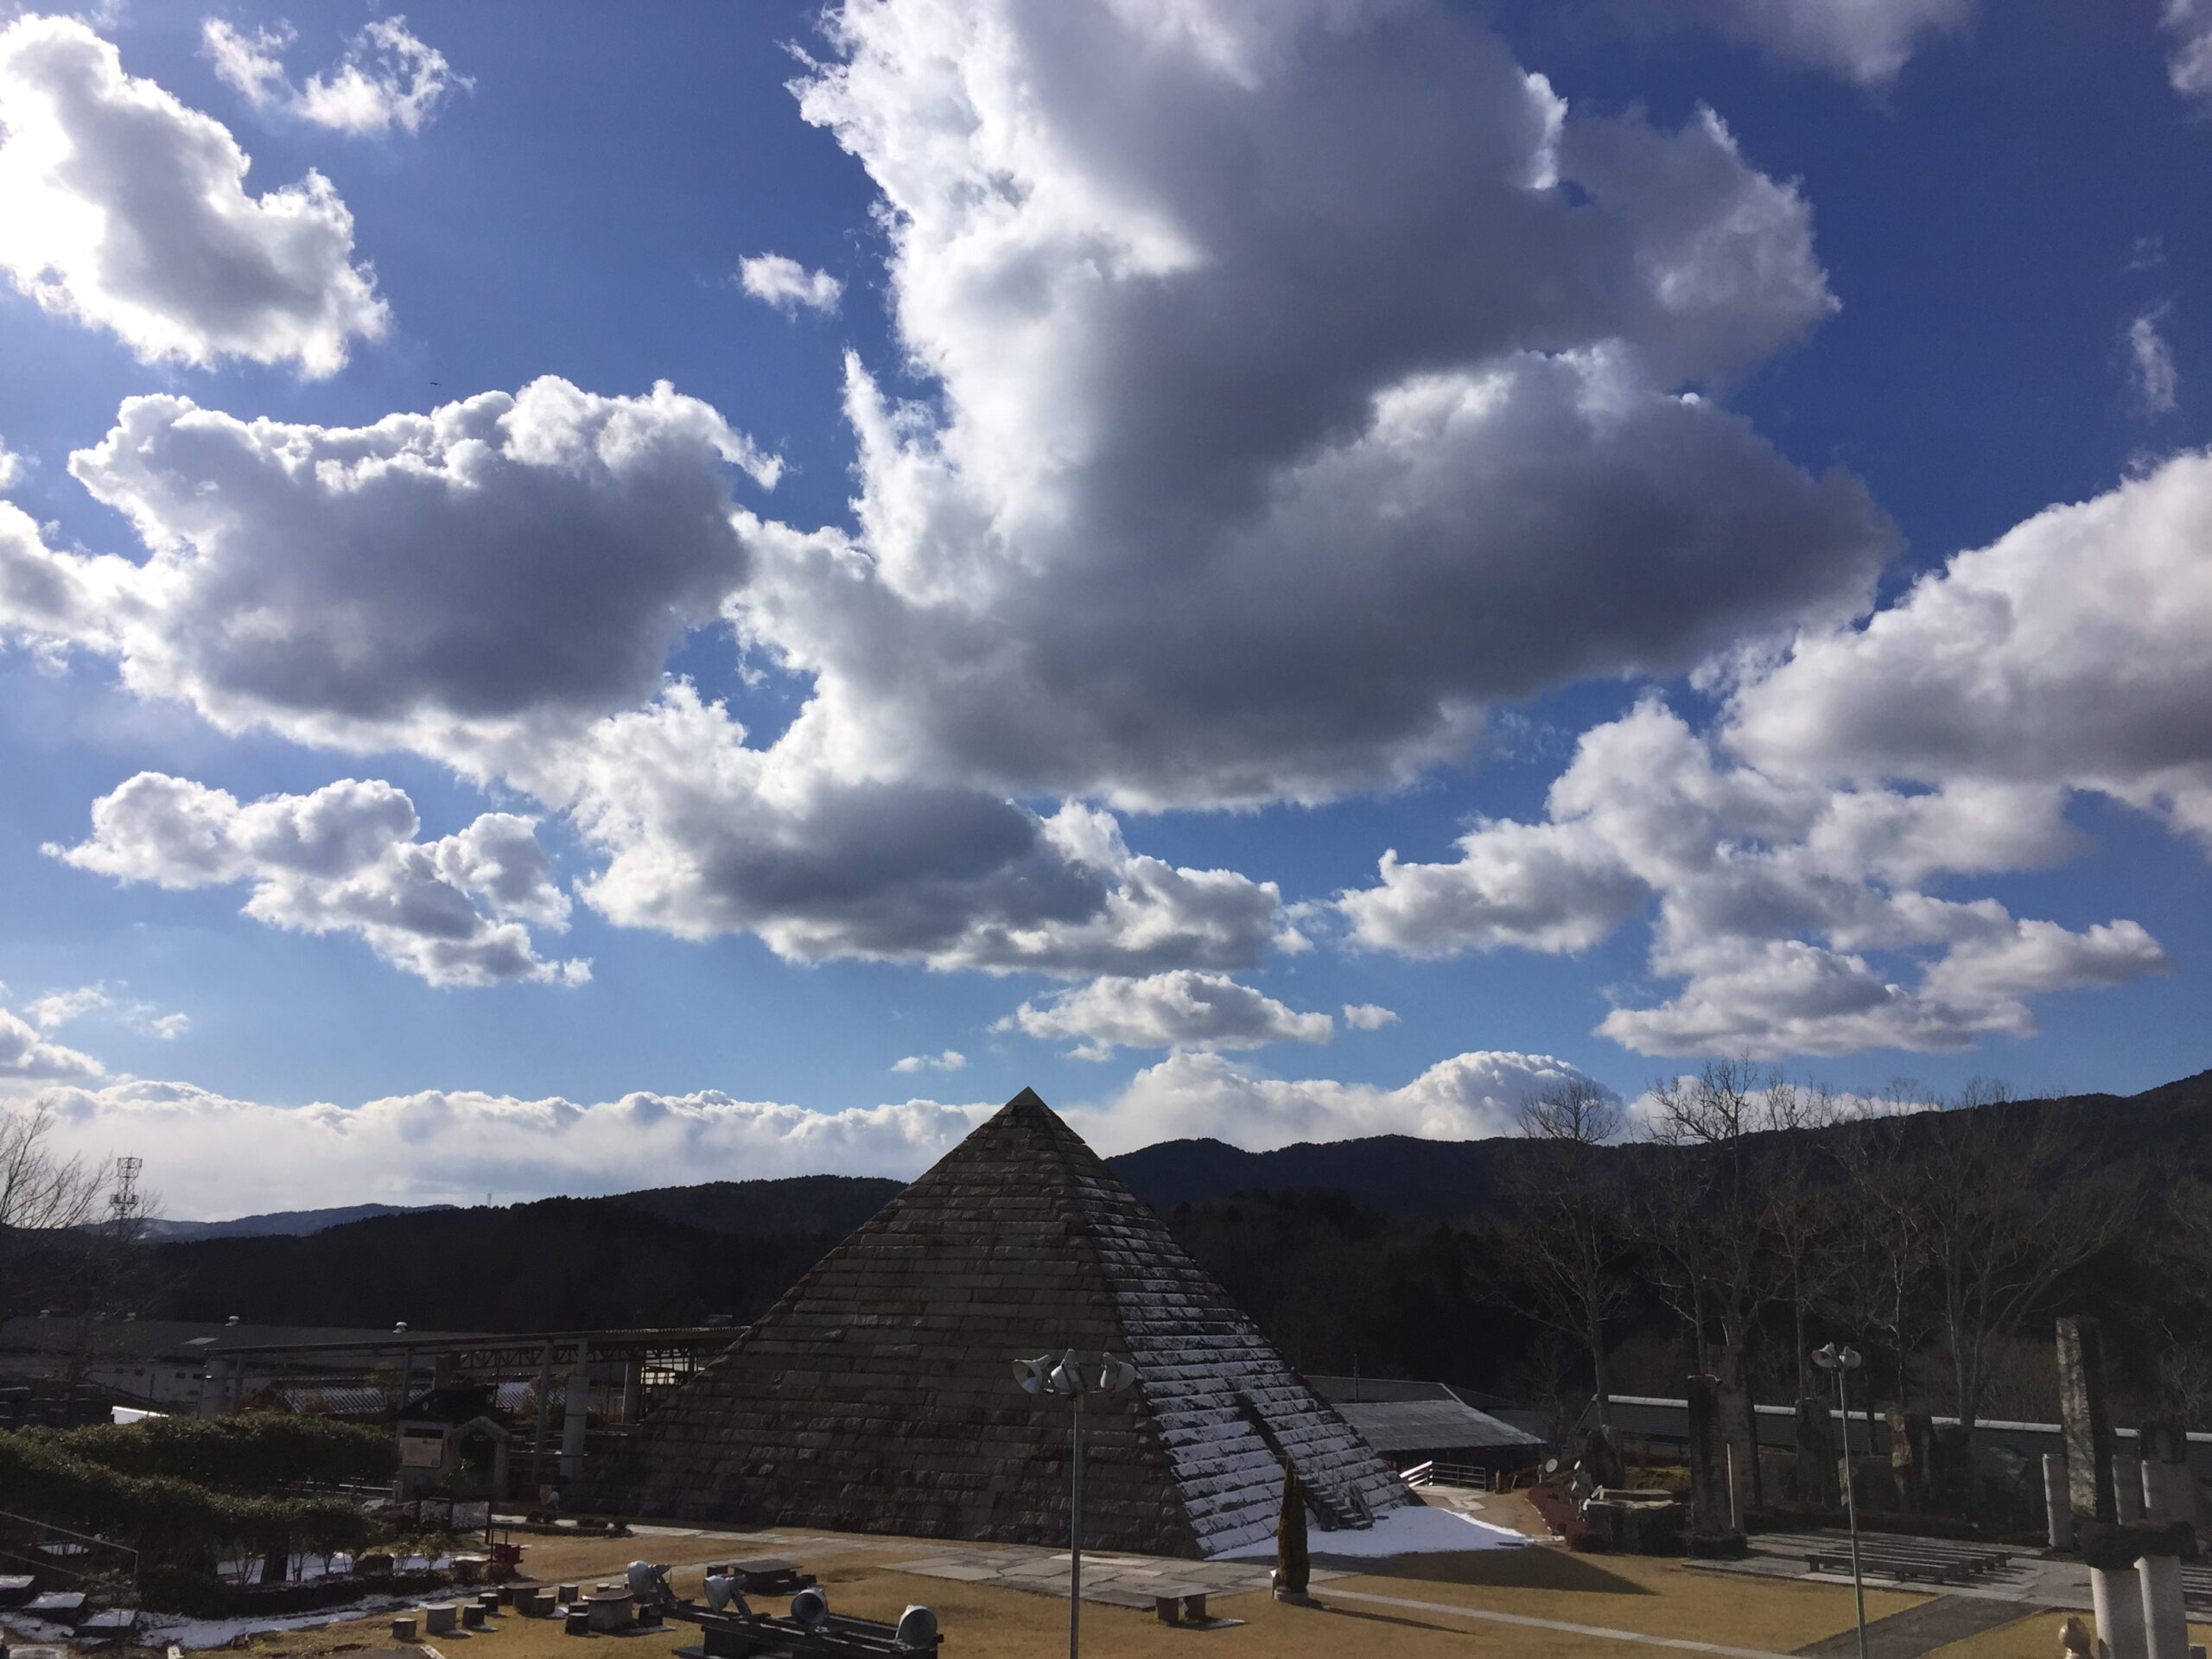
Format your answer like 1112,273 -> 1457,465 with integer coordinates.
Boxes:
2093,1562 -> 2149,1659
2139,1554 -> 2188,1659
2047,1454 -> 2075,1550
559,1342 -> 591,1481
2114,1457 -> 2145,1523
2141,1460 -> 2194,1526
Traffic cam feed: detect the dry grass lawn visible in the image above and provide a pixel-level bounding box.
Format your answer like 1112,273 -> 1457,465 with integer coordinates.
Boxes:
174,1499 -> 2209,1659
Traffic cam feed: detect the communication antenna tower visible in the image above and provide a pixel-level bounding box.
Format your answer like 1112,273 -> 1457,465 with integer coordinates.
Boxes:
111,1154 -> 143,1224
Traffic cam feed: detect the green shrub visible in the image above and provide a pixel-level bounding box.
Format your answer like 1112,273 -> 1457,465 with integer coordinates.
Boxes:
0,1433 -> 375,1571
23,1412 -> 395,1491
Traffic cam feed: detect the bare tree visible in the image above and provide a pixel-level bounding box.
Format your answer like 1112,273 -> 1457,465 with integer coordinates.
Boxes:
1499,1078 -> 1631,1429
0,1100 -> 109,1319
1902,1083 -> 2133,1442
1757,1082 -> 1849,1399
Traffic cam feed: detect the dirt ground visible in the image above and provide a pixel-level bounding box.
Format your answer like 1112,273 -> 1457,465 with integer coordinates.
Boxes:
119,1500 -> 2212,1659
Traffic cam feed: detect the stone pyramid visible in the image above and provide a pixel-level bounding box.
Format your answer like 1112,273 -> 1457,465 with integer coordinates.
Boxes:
594,1088 -> 1410,1556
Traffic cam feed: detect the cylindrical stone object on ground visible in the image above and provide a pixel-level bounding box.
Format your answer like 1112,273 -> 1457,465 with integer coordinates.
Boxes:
2048,1455 -> 2075,1550
391,1618 -> 417,1642
2139,1554 -> 2188,1659
423,1604 -> 457,1637
2115,1458 -> 2145,1524
2093,1562 -> 2149,1659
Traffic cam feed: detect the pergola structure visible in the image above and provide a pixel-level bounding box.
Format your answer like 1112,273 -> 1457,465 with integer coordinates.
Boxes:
203,1325 -> 741,1493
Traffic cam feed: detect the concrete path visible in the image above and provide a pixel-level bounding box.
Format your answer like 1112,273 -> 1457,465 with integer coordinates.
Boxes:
1791,1593 -> 2044,1659
1693,1527 -> 2090,1610
1310,1586 -> 1800,1659
887,1541 -> 1332,1610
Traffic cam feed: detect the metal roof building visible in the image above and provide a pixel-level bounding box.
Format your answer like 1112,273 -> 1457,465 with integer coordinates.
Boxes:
1308,1375 -> 1544,1470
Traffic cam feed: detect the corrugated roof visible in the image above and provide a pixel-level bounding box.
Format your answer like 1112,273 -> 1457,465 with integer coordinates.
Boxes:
0,1317 -> 477,1363
1335,1397 -> 1541,1455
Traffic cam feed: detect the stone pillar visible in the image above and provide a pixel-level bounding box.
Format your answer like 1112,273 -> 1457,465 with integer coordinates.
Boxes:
2139,1553 -> 2187,1659
619,1357 -> 643,1425
2056,1317 -> 2117,1528
559,1342 -> 591,1481
2047,1454 -> 2075,1550
1687,1373 -> 1743,1550
1795,1395 -> 1839,1509
2114,1456 -> 2145,1524
2138,1422 -> 2193,1526
2092,1560 -> 2149,1659
1712,1346 -> 1761,1524
1889,1409 -> 1933,1513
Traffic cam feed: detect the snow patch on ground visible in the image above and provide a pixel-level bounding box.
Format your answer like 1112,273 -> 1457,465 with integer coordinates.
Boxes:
1212,1501 -> 1525,1560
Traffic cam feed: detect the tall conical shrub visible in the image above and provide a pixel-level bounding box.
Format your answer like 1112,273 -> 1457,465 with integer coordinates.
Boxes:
1276,1459 -> 1309,1598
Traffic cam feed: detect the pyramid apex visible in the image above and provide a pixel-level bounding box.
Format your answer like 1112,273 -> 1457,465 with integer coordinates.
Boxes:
1001,1085 -> 1055,1116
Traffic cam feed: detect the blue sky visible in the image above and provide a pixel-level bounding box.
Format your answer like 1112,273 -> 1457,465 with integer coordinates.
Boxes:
2,0 -> 2209,1218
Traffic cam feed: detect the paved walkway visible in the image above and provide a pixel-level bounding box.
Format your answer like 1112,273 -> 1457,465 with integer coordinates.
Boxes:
1693,1528 -> 2089,1609
887,1541 -> 1336,1611
1791,1593 -> 2044,1659
1309,1586 -> 1800,1659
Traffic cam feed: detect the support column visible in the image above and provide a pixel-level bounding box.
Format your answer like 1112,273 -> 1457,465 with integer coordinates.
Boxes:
530,1341 -> 554,1497
2138,1421 -> 2193,1526
2046,1454 -> 2075,1550
2056,1317 -> 2118,1530
2138,1553 -> 2187,1659
1686,1373 -> 1743,1552
1795,1396 -> 1839,1509
619,1357 -> 642,1425
2091,1561 -> 2148,1659
2113,1456 -> 2144,1523
560,1341 -> 591,1481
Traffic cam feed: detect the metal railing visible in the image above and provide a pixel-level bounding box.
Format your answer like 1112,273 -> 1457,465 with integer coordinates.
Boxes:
0,1507 -> 140,1609
1398,1460 -> 1492,1490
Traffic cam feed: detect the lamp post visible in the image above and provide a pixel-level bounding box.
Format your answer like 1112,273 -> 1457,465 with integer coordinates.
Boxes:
1014,1349 -> 1138,1659
1813,1342 -> 1869,1659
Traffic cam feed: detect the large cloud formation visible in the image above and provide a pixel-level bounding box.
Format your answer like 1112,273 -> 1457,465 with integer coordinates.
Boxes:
0,14 -> 387,374
744,0 -> 1888,809
9,0 -> 2172,1064
8,1030 -> 1608,1216
51,773 -> 587,988
1343,447 -> 2212,1054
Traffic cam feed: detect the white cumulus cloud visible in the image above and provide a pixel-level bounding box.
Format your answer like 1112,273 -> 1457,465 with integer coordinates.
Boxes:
891,1049 -> 966,1074
10,1041 -> 1611,1217
0,14 -> 388,374
999,970 -> 1332,1058
50,772 -> 587,988
738,253 -> 842,315
1342,1002 -> 1399,1031
1693,0 -> 1973,85
1341,699 -> 2166,1057
1077,1048 -> 1610,1154
204,16 -> 469,137
2164,0 -> 2212,102
22,982 -> 188,1040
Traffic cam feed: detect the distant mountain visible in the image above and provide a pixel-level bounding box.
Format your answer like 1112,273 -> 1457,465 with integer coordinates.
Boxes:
607,1173 -> 903,1237
153,1068 -> 2212,1238
149,1202 -> 455,1240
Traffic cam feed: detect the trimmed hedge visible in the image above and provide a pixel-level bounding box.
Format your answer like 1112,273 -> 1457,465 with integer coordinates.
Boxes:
23,1412 -> 395,1491
0,1430 -> 377,1569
